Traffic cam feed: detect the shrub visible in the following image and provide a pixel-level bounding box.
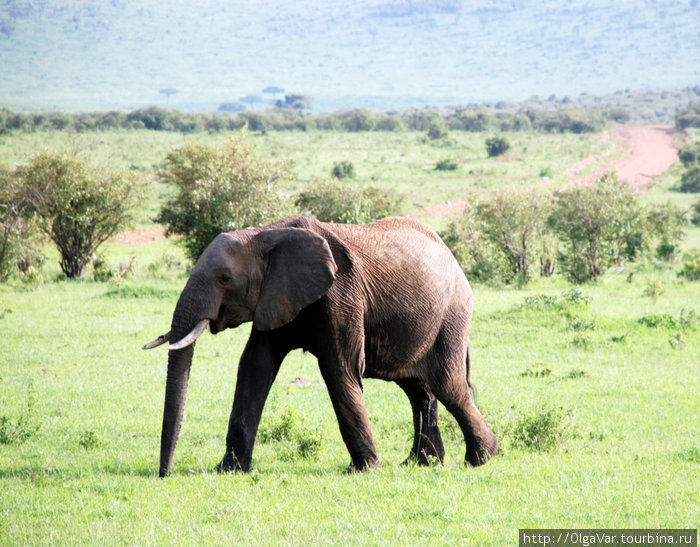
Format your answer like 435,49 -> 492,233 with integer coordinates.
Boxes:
338,109 -> 375,132
18,151 -> 140,278
156,129 -> 295,262
691,200 -> 700,226
474,191 -> 549,282
678,254 -> 700,281
435,158 -> 459,171
510,406 -> 571,452
0,384 -> 40,445
0,164 -> 37,281
675,101 -> 700,129
678,142 -> 700,167
548,173 -> 645,283
444,191 -> 549,284
447,110 -> 492,132
644,202 -> 687,262
295,178 -> 402,224
258,408 -> 323,461
91,254 -> 135,283
441,201 -> 514,285
678,165 -> 700,193
485,136 -> 510,157
331,160 -> 355,179
79,430 -> 99,450
427,120 -> 449,141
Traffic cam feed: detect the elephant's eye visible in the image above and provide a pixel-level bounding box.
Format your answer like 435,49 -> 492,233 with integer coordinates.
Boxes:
218,274 -> 233,287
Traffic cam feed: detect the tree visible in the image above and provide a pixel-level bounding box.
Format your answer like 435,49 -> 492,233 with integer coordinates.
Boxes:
262,86 -> 285,101
427,120 -> 449,141
475,191 -> 548,281
157,130 -> 295,262
485,136 -> 510,157
441,200 -> 512,284
239,95 -> 262,109
159,88 -> 179,105
547,173 -> 644,283
275,94 -> 313,111
443,191 -> 549,284
19,151 -> 139,278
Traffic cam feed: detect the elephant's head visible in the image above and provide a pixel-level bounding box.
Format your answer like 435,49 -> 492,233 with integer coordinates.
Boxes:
143,226 -> 337,477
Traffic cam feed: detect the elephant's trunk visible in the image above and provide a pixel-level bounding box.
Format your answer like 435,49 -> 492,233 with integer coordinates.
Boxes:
159,344 -> 193,477
159,287 -> 203,477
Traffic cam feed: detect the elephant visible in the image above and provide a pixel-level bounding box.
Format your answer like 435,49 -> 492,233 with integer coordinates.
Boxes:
143,215 -> 497,477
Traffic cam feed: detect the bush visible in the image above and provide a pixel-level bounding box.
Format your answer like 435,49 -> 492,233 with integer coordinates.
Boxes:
435,158 -> 459,171
258,408 -> 323,461
691,200 -> 700,226
295,178 -> 402,224
331,160 -> 355,179
485,136 -> 510,157
644,201 -> 687,261
441,200 -> 515,285
337,109 -> 375,132
678,142 -> 700,167
443,191 -> 549,284
0,164 -> 37,281
548,173 -> 645,283
427,120 -> 449,141
475,191 -> 548,281
678,165 -> 700,193
510,406 -> 571,452
675,101 -> 700,129
0,384 -> 40,445
18,151 -> 140,278
678,254 -> 700,281
157,129 -> 295,262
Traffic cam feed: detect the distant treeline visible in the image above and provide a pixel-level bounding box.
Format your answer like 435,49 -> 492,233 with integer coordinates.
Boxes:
0,105 -> 610,134
2,101 -> 699,135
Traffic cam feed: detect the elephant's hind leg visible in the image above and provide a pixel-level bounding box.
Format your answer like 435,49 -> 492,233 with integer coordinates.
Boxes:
428,339 -> 497,466
396,379 -> 445,466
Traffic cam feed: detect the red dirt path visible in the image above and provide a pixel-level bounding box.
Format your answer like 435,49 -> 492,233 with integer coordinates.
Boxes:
409,124 -> 681,221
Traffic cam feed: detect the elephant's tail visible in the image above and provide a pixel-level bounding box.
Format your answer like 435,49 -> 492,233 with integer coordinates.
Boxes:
466,345 -> 478,403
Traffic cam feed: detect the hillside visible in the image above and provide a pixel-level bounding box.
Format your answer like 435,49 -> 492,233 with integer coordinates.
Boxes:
1,0 -> 699,112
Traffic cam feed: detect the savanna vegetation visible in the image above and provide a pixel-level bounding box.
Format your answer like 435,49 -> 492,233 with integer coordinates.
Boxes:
0,113 -> 698,544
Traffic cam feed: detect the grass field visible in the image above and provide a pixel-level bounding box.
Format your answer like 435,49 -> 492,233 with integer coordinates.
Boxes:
0,128 -> 698,544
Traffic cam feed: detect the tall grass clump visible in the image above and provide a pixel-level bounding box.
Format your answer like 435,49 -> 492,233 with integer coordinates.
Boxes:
510,406 -> 572,452
0,383 -> 40,445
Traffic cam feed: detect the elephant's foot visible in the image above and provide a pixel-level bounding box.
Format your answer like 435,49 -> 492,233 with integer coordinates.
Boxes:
214,451 -> 250,473
402,431 -> 445,467
345,458 -> 381,474
402,448 -> 444,467
465,430 -> 498,467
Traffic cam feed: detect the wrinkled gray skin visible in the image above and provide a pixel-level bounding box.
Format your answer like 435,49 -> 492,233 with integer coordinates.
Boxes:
146,216 -> 497,477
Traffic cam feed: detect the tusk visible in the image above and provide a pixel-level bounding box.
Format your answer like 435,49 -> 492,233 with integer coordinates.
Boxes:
167,319 -> 210,351
142,331 -> 172,350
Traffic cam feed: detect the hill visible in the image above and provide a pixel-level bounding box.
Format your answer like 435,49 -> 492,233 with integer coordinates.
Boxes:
1,0 -> 699,112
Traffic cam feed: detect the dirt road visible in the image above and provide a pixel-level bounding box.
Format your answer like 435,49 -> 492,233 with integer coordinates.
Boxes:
606,124 -> 679,191
411,124 -> 681,220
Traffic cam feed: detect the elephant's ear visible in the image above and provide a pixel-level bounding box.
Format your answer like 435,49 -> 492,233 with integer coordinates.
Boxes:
254,227 -> 338,331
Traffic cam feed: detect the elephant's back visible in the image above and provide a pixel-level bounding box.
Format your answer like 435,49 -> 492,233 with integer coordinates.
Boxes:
331,217 -> 472,376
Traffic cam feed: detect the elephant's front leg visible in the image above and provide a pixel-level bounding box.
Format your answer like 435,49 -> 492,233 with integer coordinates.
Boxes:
216,330 -> 285,473
317,335 -> 379,472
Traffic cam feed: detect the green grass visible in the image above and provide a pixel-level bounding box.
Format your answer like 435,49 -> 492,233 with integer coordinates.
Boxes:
1,127 -> 699,544
1,250 -> 698,544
